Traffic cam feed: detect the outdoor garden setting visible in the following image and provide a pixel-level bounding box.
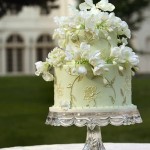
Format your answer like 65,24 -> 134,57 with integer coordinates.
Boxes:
0,75 -> 150,148
0,0 -> 150,149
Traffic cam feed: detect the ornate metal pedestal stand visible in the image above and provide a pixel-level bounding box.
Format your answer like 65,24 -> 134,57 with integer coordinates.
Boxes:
83,126 -> 105,150
46,110 -> 142,150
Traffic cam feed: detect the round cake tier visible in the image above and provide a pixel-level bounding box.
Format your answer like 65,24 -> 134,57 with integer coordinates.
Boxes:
54,64 -> 132,111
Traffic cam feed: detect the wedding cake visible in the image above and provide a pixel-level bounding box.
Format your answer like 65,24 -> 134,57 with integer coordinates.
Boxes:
35,0 -> 139,112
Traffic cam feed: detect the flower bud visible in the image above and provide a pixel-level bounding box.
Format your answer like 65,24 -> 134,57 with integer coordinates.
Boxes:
119,66 -> 124,71
103,78 -> 108,85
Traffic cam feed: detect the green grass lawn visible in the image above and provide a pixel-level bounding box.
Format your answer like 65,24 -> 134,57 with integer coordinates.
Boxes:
0,75 -> 150,148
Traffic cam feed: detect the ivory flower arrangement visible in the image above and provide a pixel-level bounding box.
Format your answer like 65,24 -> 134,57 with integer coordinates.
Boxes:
35,0 -> 139,81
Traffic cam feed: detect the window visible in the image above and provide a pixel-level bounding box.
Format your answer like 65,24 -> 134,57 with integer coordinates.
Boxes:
36,34 -> 54,61
6,34 -> 24,73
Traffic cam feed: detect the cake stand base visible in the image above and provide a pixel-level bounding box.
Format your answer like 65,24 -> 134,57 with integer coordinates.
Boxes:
46,109 -> 142,150
83,126 -> 105,150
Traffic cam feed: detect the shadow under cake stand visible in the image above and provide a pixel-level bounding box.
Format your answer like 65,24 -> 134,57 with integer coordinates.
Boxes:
46,108 -> 142,150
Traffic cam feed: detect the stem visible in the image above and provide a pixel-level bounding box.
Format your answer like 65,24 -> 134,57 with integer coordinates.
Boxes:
70,76 -> 80,107
111,85 -> 116,98
105,77 -> 116,99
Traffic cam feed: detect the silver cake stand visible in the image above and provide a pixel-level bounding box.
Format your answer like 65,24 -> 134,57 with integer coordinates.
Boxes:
46,109 -> 142,150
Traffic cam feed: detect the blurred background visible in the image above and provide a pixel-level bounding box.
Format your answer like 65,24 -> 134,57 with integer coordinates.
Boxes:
0,0 -> 150,148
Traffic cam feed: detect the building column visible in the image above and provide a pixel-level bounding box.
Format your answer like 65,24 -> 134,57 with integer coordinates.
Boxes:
32,48 -> 36,74
23,36 -> 37,75
30,39 -> 36,74
24,42 -> 30,74
1,42 -> 6,75
59,0 -> 77,16
0,46 -> 2,75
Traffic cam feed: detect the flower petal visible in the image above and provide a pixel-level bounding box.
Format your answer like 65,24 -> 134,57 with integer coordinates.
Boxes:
77,66 -> 87,75
42,73 -> 54,81
85,0 -> 94,7
96,0 -> 115,12
80,42 -> 91,51
79,2 -> 91,10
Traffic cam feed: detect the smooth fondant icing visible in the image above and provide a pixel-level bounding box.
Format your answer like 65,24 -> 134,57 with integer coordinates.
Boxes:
50,64 -> 136,111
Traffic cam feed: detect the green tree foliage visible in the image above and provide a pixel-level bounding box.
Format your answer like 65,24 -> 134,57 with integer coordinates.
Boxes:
79,0 -> 150,31
0,0 -> 58,17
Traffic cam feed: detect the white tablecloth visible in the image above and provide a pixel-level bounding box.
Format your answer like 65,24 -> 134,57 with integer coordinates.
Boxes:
1,143 -> 150,150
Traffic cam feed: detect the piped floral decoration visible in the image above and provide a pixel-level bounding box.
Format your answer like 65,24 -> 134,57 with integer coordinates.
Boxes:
35,0 -> 139,81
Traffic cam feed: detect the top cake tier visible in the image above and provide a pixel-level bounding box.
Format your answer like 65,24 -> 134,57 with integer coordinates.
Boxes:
53,0 -> 131,49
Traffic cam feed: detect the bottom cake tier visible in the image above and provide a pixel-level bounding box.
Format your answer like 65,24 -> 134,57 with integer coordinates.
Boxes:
54,64 -> 133,111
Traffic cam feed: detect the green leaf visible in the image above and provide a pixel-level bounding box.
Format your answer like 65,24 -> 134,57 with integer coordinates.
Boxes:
111,77 -> 116,84
109,96 -> 115,104
71,95 -> 76,102
120,88 -> 124,97
122,97 -> 127,105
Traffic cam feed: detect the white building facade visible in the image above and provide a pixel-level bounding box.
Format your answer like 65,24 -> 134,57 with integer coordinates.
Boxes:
0,0 -> 150,75
132,5 -> 150,73
0,0 -> 76,75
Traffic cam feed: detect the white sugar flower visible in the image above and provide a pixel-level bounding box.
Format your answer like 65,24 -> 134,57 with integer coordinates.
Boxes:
93,64 -> 108,76
65,45 -> 81,61
79,0 -> 115,12
84,16 -> 97,32
47,47 -> 66,67
72,48 -> 81,60
120,45 -> 139,66
77,65 -> 87,75
35,61 -> 49,76
42,72 -> 54,82
35,61 -> 54,81
96,0 -> 115,12
117,21 -> 131,38
58,39 -> 67,49
120,21 -> 128,28
79,0 -> 94,11
88,50 -> 107,75
53,28 -> 65,39
80,42 -> 91,51
124,28 -> 131,39
111,45 -> 139,66
65,43 -> 91,61
66,65 -> 87,76
80,42 -> 91,59
121,38 -> 128,45
89,51 -> 104,67
129,55 -> 139,66
110,47 -> 120,58
65,51 -> 73,61
35,0 -> 140,81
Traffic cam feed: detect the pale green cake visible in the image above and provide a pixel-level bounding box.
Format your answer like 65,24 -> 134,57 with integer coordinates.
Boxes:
50,64 -> 137,112
35,0 -> 139,113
